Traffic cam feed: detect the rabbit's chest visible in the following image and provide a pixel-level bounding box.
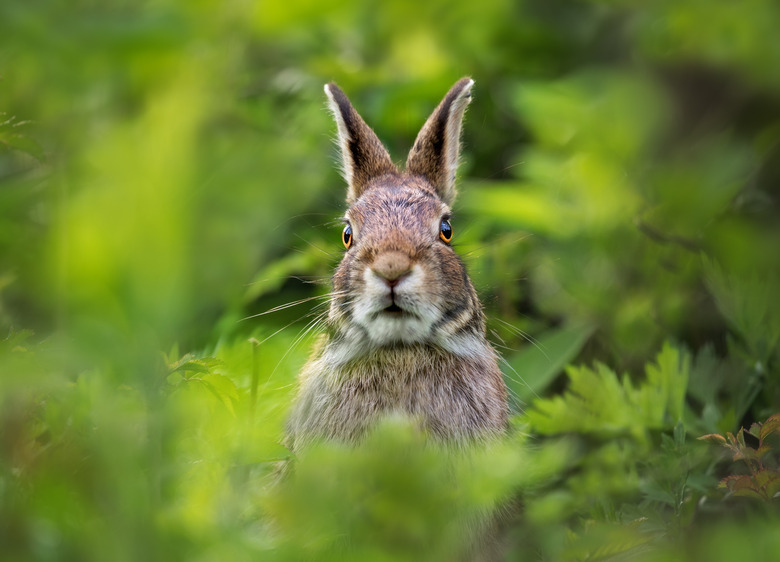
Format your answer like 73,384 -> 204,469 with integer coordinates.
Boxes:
311,359 -> 503,441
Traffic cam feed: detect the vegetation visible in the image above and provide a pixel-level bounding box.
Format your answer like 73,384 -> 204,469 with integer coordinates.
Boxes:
2,0 -> 779,560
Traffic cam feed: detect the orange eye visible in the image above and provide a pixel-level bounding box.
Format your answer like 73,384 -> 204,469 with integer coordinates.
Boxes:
439,218 -> 452,243
342,224 -> 353,249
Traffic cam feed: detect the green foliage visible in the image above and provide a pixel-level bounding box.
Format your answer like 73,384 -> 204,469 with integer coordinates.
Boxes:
266,421 -> 571,562
2,0 -> 780,559
527,343 -> 690,439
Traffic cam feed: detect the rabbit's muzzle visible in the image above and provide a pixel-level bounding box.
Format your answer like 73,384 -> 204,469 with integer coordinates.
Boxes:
371,250 -> 413,288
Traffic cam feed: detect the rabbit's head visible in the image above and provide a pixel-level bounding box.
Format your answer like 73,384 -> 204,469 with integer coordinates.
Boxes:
324,79 -> 485,361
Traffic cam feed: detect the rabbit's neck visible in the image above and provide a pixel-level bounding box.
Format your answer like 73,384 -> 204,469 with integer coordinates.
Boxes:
288,337 -> 507,447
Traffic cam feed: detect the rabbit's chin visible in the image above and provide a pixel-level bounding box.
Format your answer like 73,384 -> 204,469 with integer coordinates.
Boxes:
359,312 -> 433,347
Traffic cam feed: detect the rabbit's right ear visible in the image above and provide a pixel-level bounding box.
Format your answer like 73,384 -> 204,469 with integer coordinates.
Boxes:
406,78 -> 474,206
325,83 -> 397,204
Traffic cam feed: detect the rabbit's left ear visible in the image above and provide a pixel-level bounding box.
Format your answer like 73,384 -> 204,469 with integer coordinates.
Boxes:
325,83 -> 398,204
405,78 -> 474,206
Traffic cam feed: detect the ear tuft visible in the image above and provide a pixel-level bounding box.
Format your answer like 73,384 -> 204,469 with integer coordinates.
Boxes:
324,83 -> 397,203
405,78 -> 474,205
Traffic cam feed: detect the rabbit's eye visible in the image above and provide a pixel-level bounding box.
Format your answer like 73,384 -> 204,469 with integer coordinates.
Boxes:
342,224 -> 353,249
439,218 -> 453,244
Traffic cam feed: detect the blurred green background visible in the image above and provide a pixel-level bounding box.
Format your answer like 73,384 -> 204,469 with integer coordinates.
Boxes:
2,0 -> 780,560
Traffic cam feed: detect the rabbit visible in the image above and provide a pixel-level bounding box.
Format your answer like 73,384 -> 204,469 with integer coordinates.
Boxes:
286,78 -> 508,452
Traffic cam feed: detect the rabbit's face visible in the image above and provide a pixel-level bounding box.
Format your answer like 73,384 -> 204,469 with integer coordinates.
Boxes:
329,176 -> 481,354
320,78 -> 482,362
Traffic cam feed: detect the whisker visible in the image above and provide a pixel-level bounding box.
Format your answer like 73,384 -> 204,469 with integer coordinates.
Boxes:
288,275 -> 332,286
291,233 -> 342,260
497,353 -> 537,405
262,311 -> 331,384
492,317 -> 549,362
240,291 -> 346,321
270,212 -> 335,232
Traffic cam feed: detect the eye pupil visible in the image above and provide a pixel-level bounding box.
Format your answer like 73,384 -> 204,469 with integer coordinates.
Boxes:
342,224 -> 352,249
440,219 -> 452,243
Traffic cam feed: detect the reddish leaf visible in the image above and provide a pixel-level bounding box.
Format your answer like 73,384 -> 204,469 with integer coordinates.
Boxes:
719,475 -> 765,499
719,474 -> 752,491
754,470 -> 780,497
760,414 -> 780,442
732,446 -> 757,462
755,445 -> 772,461
731,487 -> 766,499
736,427 -> 747,448
698,433 -> 727,445
766,475 -> 780,499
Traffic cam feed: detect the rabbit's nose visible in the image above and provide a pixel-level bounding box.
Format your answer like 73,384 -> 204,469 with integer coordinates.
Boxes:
371,251 -> 412,287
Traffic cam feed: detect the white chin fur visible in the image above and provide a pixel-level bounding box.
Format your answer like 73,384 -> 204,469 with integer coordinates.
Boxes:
351,264 -> 439,346
364,314 -> 431,345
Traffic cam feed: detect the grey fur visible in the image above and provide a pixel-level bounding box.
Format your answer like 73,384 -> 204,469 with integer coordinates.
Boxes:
287,79 -> 508,451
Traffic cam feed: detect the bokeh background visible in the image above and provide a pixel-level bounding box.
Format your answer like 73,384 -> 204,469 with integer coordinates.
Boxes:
2,0 -> 779,560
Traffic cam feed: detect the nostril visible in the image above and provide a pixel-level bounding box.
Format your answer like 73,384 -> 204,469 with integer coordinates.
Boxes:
371,251 -> 413,287
373,269 -> 410,288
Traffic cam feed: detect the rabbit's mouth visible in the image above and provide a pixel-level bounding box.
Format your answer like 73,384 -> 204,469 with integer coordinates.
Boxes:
377,302 -> 417,319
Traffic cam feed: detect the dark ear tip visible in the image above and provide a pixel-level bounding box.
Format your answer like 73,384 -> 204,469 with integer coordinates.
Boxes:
324,83 -> 352,115
454,77 -> 475,96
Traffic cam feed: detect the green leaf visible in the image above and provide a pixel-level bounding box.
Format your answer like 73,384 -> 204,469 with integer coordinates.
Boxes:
243,244 -> 328,303
703,257 -> 780,364
0,329 -> 35,353
526,342 -> 691,438
0,132 -> 45,161
674,419 -> 686,447
167,353 -> 222,376
644,342 -> 690,423
199,373 -> 240,416
503,323 -> 594,404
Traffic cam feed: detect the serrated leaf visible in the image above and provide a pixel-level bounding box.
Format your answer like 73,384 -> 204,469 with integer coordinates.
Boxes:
760,471 -> 780,499
760,414 -> 780,442
703,257 -> 780,364
644,342 -> 690,423
167,354 -> 222,376
754,469 -> 780,497
526,341 -> 691,438
719,474 -> 755,492
563,519 -> 653,561
731,487 -> 765,499
687,343 -> 728,406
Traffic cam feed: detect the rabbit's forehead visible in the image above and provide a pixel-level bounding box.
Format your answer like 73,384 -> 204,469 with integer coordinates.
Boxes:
348,186 -> 447,233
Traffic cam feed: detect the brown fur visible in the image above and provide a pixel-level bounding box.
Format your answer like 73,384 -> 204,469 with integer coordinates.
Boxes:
287,79 -> 508,451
